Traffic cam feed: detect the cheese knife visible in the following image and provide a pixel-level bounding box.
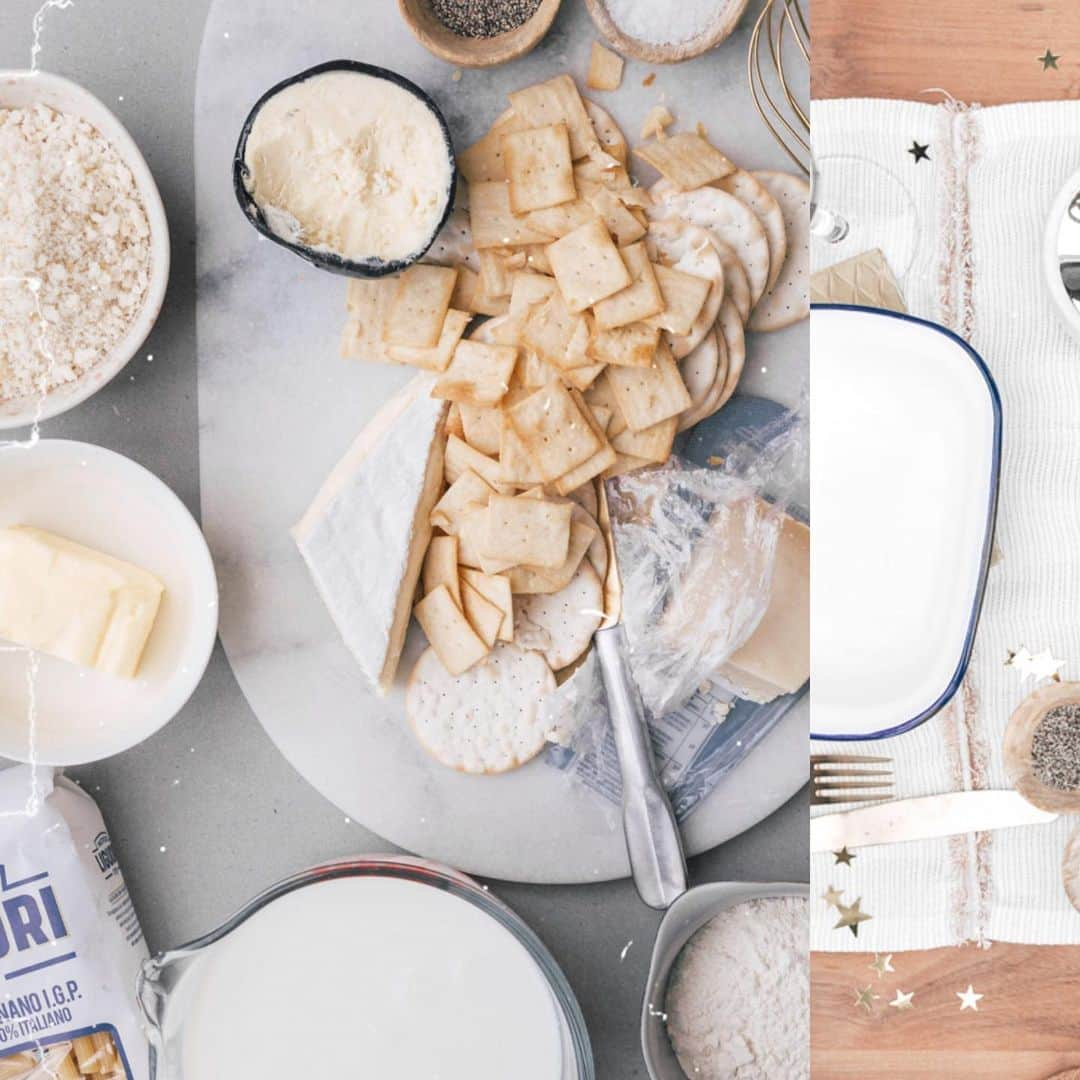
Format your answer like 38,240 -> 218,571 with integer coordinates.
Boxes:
811,790 -> 1058,853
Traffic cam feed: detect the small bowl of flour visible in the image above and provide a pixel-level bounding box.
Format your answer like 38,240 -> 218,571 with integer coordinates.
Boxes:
585,0 -> 751,63
641,883 -> 809,1080
0,69 -> 169,430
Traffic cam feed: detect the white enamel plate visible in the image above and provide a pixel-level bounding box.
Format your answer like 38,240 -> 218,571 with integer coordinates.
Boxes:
810,306 -> 1001,740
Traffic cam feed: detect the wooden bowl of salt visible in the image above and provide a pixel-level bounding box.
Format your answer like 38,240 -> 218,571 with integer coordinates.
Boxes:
1003,680 -> 1080,815
585,0 -> 750,64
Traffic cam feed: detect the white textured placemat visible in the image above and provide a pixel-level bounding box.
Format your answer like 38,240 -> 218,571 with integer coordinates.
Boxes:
812,98 -> 1080,950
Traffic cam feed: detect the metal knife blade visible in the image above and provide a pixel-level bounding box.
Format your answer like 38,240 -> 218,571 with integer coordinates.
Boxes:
810,790 -> 1058,853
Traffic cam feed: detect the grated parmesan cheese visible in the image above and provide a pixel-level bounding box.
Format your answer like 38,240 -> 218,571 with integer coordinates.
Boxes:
0,103 -> 152,402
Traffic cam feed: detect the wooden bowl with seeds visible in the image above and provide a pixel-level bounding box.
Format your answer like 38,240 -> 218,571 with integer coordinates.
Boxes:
398,0 -> 562,68
1003,680 -> 1080,814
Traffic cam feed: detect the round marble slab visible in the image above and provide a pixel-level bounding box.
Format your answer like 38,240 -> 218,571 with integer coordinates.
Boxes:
194,0 -> 809,882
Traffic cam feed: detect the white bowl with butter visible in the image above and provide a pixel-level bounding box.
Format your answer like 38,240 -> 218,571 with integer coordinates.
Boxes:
234,61 -> 457,276
0,440 -> 218,765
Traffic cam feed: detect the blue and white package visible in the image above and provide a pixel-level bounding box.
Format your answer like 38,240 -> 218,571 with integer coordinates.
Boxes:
0,766 -> 148,1079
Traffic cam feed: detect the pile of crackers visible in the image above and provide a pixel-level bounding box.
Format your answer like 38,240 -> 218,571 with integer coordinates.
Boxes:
341,69 -> 808,774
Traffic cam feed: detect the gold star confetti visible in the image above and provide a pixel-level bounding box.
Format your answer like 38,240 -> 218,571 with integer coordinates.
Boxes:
821,885 -> 844,908
869,953 -> 895,978
854,985 -> 879,1012
834,898 -> 873,937
833,846 -> 856,866
1040,48 -> 1060,70
908,140 -> 930,163
957,984 -> 984,1011
1005,646 -> 1063,682
889,989 -> 915,1010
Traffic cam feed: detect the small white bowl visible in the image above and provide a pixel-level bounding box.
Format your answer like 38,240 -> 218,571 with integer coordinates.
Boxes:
0,440 -> 218,765
0,70 -> 170,430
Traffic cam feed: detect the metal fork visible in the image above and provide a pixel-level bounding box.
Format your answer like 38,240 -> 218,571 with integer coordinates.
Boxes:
811,754 -> 894,807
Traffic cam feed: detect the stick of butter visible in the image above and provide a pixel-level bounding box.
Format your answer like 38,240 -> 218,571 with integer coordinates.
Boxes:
0,526 -> 164,679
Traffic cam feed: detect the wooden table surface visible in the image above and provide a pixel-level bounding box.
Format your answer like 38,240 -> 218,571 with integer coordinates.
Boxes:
812,6 -> 1080,1075
813,0 -> 1080,104
813,944 -> 1080,1077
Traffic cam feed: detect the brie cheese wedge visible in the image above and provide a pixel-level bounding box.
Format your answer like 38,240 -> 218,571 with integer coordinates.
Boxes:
293,376 -> 448,694
0,526 -> 164,678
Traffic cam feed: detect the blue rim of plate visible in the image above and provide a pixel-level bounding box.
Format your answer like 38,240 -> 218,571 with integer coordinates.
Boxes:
810,303 -> 1002,742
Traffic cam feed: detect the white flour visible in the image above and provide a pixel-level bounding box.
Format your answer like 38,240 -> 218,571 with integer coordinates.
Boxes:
665,896 -> 808,1079
0,104 -> 151,402
605,0 -> 732,45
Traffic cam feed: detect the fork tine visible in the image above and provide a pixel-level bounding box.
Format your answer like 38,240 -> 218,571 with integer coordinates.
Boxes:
813,780 -> 893,790
811,792 -> 894,805
810,755 -> 891,765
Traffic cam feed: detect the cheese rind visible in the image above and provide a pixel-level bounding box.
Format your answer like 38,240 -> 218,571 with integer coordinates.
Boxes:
292,376 -> 448,694
0,526 -> 164,679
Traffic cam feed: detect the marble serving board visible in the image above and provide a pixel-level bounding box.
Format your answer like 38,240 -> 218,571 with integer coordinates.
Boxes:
194,0 -> 809,882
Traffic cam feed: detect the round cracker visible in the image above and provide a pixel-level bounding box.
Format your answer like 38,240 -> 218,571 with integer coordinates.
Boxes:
646,221 -> 725,360
713,296 -> 747,411
514,561 -> 604,672
678,330 -> 719,408
647,184 -> 770,306
709,237 -> 752,325
407,644 -> 555,774
715,169 -> 788,293
748,171 -> 809,333
584,99 -> 628,166
677,329 -> 727,432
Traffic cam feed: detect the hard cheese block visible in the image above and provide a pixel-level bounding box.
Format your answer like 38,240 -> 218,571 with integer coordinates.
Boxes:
0,525 -> 164,678
719,512 -> 809,702
292,375 -> 448,694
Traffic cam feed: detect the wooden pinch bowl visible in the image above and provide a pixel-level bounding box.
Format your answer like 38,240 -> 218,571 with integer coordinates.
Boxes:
398,0 -> 562,68
1064,822 -> 1080,915
1003,680 -> 1080,815
584,0 -> 750,64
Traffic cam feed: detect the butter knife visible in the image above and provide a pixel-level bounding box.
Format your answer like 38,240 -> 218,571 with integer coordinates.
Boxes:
811,790 -> 1058,853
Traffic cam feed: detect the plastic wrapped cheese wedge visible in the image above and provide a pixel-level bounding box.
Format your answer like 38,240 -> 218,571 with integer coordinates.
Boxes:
0,526 -> 163,679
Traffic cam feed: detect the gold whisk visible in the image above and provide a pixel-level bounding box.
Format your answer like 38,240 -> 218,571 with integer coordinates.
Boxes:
748,0 -> 810,175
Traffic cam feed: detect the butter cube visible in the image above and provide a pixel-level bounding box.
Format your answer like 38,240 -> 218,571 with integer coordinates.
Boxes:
0,526 -> 164,679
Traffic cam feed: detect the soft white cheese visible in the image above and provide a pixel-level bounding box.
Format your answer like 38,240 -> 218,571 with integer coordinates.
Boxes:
0,526 -> 164,679
243,70 -> 452,262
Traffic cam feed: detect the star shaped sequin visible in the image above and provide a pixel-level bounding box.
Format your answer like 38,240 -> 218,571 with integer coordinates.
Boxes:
1040,48 -> 1060,70
869,953 -> 895,978
890,989 -> 915,1010
908,141 -> 930,163
957,984 -> 984,1011
1005,646 -> 1064,682
834,898 -> 873,937
821,885 -> 844,908
854,985 -> 879,1012
833,846 -> 856,866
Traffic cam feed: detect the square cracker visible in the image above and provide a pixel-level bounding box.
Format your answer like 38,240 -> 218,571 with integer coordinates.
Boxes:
521,291 -> 589,371
611,416 -> 678,463
458,402 -> 503,456
553,392 -> 618,495
461,580 -> 505,647
470,181 -> 554,249
387,309 -> 472,372
506,380 -> 603,481
546,219 -> 632,312
508,74 -> 600,161
592,242 -> 664,330
414,585 -> 489,676
423,535 -> 461,606
445,434 -> 511,493
605,342 -> 692,431
384,265 -> 458,348
499,415 -> 546,487
632,132 -> 736,190
432,340 -> 518,406
587,321 -> 661,368
430,469 -> 496,534
646,264 -> 711,336
460,568 -> 514,641
504,123 -> 577,214
587,41 -> 624,92
481,494 -> 572,569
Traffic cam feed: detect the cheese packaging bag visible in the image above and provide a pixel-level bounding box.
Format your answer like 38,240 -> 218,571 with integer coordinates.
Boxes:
0,765 -> 148,1079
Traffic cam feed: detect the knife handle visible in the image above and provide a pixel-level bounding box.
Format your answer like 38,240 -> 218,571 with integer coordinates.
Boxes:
596,624 -> 688,910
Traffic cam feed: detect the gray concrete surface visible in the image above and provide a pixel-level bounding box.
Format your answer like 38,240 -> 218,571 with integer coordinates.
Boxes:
0,3 -> 808,1075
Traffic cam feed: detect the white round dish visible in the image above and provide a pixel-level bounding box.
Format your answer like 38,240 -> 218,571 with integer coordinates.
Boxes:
0,70 -> 171,430
0,440 -> 218,765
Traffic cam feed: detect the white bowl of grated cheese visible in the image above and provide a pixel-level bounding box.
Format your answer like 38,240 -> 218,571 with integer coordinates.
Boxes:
0,69 -> 170,430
